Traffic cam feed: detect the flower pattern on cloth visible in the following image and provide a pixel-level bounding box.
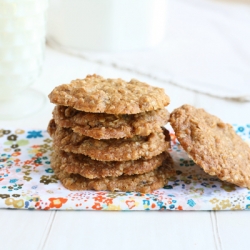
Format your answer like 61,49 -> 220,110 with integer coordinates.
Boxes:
0,125 -> 250,211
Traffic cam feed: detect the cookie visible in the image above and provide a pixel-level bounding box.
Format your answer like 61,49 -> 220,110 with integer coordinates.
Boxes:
51,158 -> 175,192
51,150 -> 171,179
48,74 -> 170,114
48,119 -> 170,161
170,104 -> 250,188
53,105 -> 169,139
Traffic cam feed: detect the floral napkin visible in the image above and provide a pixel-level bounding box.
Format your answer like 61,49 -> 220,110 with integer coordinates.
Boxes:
0,125 -> 250,211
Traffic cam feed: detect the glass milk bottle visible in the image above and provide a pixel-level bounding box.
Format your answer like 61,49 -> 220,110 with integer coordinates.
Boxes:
0,0 -> 48,119
47,0 -> 167,51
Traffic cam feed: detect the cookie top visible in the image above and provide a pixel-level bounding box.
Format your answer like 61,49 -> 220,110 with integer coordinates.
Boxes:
51,150 -> 171,179
52,159 -> 175,192
48,119 -> 170,161
53,105 -> 169,139
48,74 -> 170,114
170,104 -> 250,188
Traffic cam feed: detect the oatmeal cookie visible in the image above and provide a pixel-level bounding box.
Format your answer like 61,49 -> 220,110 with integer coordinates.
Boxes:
48,119 -> 170,161
53,105 -> 169,139
48,74 -> 170,114
52,159 -> 175,192
170,104 -> 250,188
51,150 -> 172,179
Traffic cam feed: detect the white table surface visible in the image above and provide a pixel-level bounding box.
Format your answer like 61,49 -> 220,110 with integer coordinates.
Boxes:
1,46 -> 250,250
1,0 -> 250,248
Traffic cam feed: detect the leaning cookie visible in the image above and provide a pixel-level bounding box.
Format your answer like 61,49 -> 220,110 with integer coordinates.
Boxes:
170,104 -> 250,188
53,105 -> 169,139
51,150 -> 172,179
52,160 -> 176,192
48,119 -> 170,162
48,74 -> 170,114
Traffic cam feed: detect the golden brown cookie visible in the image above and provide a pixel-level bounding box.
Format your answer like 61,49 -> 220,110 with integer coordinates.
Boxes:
48,74 -> 170,114
53,105 -> 169,139
170,104 -> 250,188
52,157 -> 175,192
51,149 -> 171,179
48,119 -> 170,161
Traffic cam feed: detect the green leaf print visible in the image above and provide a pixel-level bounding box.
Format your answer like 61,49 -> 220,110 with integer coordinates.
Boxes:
17,139 -> 29,146
4,141 -> 12,146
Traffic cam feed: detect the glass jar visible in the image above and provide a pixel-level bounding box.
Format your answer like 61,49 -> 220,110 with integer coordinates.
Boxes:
0,0 -> 48,119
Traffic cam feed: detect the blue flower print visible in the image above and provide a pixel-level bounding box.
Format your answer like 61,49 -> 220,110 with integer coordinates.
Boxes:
27,131 -> 43,139
168,195 -> 175,197
157,201 -> 164,207
237,127 -> 244,133
187,199 -> 196,207
45,168 -> 54,173
9,179 -> 18,183
25,201 -> 29,209
169,204 -> 175,209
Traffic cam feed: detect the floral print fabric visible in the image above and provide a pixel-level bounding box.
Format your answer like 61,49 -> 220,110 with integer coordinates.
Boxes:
0,125 -> 250,211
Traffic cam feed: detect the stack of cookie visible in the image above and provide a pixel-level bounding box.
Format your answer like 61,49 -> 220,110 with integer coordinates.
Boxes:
47,74 -> 175,192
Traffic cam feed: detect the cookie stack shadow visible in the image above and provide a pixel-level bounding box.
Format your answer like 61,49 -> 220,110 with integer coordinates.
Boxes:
47,75 -> 175,192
